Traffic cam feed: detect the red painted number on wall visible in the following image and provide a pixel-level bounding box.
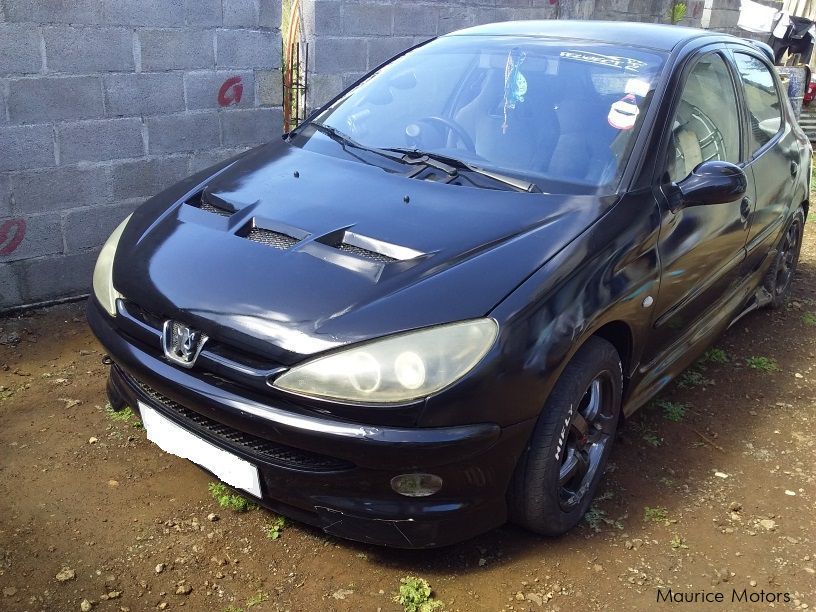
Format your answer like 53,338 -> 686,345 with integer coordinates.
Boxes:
0,218 -> 26,256
218,76 -> 244,107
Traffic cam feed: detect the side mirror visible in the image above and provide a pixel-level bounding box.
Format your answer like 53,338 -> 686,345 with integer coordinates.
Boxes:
666,160 -> 747,211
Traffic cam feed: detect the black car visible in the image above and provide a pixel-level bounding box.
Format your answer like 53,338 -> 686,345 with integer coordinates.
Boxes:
87,21 -> 810,548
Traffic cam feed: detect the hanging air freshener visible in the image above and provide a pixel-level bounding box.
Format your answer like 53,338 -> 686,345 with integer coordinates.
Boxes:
502,48 -> 527,134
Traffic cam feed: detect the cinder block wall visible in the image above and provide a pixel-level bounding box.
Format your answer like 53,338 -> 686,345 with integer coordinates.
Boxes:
0,0 -> 282,311
301,0 -> 710,109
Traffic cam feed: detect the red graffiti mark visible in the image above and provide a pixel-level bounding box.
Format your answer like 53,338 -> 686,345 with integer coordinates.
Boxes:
549,0 -> 557,4
218,76 -> 244,107
0,218 -> 26,256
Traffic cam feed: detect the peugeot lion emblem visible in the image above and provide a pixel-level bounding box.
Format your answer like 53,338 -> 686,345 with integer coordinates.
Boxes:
162,320 -> 208,368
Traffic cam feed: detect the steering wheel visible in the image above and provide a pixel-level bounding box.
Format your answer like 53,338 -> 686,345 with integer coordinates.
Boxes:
415,116 -> 477,153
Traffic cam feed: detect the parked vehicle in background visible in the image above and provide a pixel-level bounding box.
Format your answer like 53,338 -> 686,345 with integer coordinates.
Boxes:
87,21 -> 810,548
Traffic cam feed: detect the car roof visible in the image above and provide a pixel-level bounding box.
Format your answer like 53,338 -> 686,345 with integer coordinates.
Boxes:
447,20 -> 736,52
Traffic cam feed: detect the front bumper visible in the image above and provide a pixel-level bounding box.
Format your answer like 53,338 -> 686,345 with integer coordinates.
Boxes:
88,298 -> 533,548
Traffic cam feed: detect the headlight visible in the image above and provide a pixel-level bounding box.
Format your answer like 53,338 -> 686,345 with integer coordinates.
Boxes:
92,214 -> 132,316
272,319 -> 498,404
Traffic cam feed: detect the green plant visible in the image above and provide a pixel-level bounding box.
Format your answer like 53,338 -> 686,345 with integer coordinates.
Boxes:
802,312 -> 816,326
644,506 -> 669,522
746,356 -> 779,372
669,1 -> 687,23
670,534 -> 689,549
642,432 -> 663,447
246,592 -> 269,608
702,347 -> 729,364
105,403 -> 143,428
208,482 -> 256,512
679,370 -> 713,388
224,606 -> 245,612
264,515 -> 286,540
657,400 -> 687,422
393,576 -> 443,612
584,505 -> 624,532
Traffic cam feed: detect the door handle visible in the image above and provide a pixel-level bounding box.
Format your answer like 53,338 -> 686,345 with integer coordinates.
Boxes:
791,161 -> 799,177
740,197 -> 751,220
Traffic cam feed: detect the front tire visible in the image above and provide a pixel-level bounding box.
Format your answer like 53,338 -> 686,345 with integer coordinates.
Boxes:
764,208 -> 804,309
509,337 -> 622,536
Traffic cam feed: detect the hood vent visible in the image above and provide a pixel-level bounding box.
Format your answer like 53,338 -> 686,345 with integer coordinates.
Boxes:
200,200 -> 232,217
337,241 -> 397,263
186,190 -> 233,217
247,227 -> 299,250
322,230 -> 423,264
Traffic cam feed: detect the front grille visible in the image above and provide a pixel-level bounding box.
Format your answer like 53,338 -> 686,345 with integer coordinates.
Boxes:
247,227 -> 299,250
199,200 -> 232,217
129,375 -> 354,472
337,242 -> 397,263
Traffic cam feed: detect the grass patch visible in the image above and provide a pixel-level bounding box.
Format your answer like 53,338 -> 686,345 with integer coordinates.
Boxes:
642,432 -> 663,447
670,534 -> 689,549
802,312 -> 816,326
584,505 -> 624,532
393,576 -> 444,612
264,515 -> 286,540
701,347 -> 729,364
105,404 -> 143,428
246,591 -> 269,608
208,482 -> 256,512
644,506 -> 669,522
746,356 -> 779,372
656,400 -> 687,422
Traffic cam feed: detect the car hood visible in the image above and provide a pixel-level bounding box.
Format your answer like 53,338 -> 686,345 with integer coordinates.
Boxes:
115,140 -> 615,364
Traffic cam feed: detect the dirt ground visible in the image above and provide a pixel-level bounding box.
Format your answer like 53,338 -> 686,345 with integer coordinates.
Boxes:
1,225 -> 815,612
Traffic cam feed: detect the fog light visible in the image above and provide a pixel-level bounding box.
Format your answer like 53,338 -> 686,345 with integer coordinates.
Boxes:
390,473 -> 443,497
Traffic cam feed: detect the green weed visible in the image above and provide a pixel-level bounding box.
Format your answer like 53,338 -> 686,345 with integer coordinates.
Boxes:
105,403 -> 143,428
670,534 -> 689,549
264,515 -> 286,540
642,432 -> 663,447
393,576 -> 443,612
746,356 -> 779,372
584,505 -> 624,532
246,592 -> 268,608
208,482 -> 256,512
679,370 -> 713,388
644,506 -> 669,522
656,400 -> 687,422
802,312 -> 816,326
702,347 -> 729,364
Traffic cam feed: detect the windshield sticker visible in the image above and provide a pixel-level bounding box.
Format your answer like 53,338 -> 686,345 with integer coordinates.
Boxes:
560,50 -> 647,73
625,78 -> 651,97
608,94 -> 640,130
502,48 -> 527,134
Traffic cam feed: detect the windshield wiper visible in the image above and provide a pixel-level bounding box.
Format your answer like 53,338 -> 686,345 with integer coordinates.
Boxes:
302,122 -> 408,166
386,147 -> 542,193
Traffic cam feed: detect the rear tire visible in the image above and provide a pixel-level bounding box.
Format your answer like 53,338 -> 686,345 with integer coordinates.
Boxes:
509,337 -> 622,536
764,208 -> 804,310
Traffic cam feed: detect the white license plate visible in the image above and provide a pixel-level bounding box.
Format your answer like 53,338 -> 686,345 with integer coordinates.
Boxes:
139,401 -> 262,498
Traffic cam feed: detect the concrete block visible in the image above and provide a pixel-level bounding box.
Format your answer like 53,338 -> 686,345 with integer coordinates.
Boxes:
44,26 -> 134,73
313,37 -> 366,74
4,0 -> 102,25
437,7 -> 474,35
256,69 -> 282,107
110,156 -> 189,200
16,250 -> 98,303
185,0 -> 222,26
221,107 -> 281,145
185,70 -> 255,109
343,2 -> 393,36
342,71 -> 366,89
0,261 -> 23,310
58,118 -> 144,163
259,0 -> 281,29
0,25 -> 42,74
103,0 -> 185,26
0,88 -> 7,125
147,112 -> 221,154
216,29 -> 280,69
140,29 -> 215,70
7,76 -> 104,124
303,0 -> 342,36
10,165 -> 111,214
306,73 -> 343,109
104,73 -> 185,117
0,174 -> 11,218
64,201 -> 141,253
394,4 -> 439,36
0,211 -> 63,262
368,36 -> 413,68
0,124 -> 54,171
188,147 -> 248,173
223,0 -> 259,27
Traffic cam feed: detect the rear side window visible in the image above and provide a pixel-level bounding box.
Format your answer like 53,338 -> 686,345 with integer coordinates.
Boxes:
666,53 -> 741,182
733,53 -> 783,155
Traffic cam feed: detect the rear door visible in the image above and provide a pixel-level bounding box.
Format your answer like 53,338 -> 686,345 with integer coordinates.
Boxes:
730,50 -> 800,273
641,50 -> 751,366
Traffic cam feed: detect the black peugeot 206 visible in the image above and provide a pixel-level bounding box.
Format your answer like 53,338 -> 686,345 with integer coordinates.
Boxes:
87,21 -> 810,548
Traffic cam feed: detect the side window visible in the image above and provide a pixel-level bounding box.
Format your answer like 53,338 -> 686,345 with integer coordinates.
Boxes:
666,53 -> 741,182
733,53 -> 783,155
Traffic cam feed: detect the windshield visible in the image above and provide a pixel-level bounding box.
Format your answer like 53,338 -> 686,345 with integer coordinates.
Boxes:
313,35 -> 666,195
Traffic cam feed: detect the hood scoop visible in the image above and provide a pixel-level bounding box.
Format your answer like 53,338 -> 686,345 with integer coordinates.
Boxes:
239,218 -> 308,251
187,190 -> 234,217
321,229 -> 423,264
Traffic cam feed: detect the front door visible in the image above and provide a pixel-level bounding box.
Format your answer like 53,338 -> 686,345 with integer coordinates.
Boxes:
642,51 -> 751,367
